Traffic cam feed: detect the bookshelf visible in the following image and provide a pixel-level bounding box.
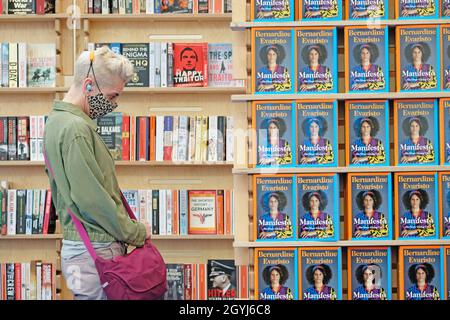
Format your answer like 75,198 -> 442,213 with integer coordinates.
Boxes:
80,13 -> 232,22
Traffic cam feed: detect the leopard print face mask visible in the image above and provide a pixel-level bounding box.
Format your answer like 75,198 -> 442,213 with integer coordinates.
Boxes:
87,93 -> 118,119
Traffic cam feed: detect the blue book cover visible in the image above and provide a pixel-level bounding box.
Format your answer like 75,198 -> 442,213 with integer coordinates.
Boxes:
346,100 -> 389,166
397,0 -> 438,18
348,173 -> 393,241
399,246 -> 444,300
253,101 -> 295,167
295,27 -> 337,94
296,100 -> 338,167
347,0 -> 388,19
251,0 -> 294,21
255,248 -> 298,300
441,99 -> 450,164
394,99 -> 439,166
253,175 -> 296,241
299,247 -> 342,300
395,173 -> 439,240
296,174 -> 339,242
439,173 -> 450,238
397,26 -> 440,92
445,247 -> 450,299
345,26 -> 389,93
348,247 -> 391,300
1,43 -> 8,87
299,0 -> 342,20
109,43 -> 122,55
252,28 -> 294,94
442,26 -> 450,90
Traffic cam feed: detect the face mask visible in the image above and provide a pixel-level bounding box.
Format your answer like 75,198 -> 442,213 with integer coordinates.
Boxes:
87,93 -> 118,119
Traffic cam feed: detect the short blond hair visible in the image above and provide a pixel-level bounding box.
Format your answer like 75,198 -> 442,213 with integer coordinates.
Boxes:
73,46 -> 134,88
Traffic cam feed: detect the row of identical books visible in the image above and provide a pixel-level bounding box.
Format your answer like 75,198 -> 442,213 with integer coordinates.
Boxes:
253,99 -> 450,167
0,0 -> 55,14
251,0 -> 449,21
255,246 -> 450,300
254,172 -> 450,241
252,25 -> 450,94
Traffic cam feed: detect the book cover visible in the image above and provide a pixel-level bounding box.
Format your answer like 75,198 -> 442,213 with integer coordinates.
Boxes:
298,247 -> 342,300
122,43 -> 149,87
122,190 -> 139,219
347,247 -> 391,300
164,264 -> 184,300
396,0 -> 437,18
207,260 -> 237,300
445,246 -> 450,299
173,43 -> 208,87
8,0 -> 33,14
345,26 -> 389,93
251,0 -> 294,21
252,28 -> 294,94
346,100 -> 389,166
161,0 -> 192,13
396,26 -> 439,92
295,27 -> 337,94
253,101 -> 294,167
225,116 -> 234,162
442,0 -> 450,15
151,189 -> 159,235
395,173 -> 438,240
254,175 -> 295,241
7,117 -> 17,161
442,26 -> 450,90
346,0 -> 388,19
439,173 -> 450,238
0,117 -> 8,161
27,43 -> 56,88
298,0 -> 342,20
96,112 -> 123,160
255,248 -> 297,300
399,246 -> 443,300
1,43 -> 8,87
44,0 -> 55,13
297,174 -> 339,241
188,190 -> 216,234
347,173 -> 392,240
198,0 -> 208,12
296,100 -> 337,167
207,116 -> 218,162
8,43 -> 18,88
394,99 -> 438,166
208,43 -> 236,87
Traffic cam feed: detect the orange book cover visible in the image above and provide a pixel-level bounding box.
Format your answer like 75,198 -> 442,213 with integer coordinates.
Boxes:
138,117 -> 148,161
172,190 -> 179,235
149,116 -> 156,161
188,190 -> 217,234
122,114 -> 130,161
214,0 -> 222,13
198,263 -> 206,300
225,190 -> 231,235
438,172 -> 450,239
216,190 -> 224,235
193,0 -> 198,13
1,264 -> 5,300
445,246 -> 450,300
239,265 -> 249,299
192,263 -> 197,300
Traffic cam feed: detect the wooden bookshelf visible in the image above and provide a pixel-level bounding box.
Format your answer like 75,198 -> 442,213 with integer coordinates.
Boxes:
123,87 -> 246,94
81,13 -> 232,22
0,234 -> 63,240
0,161 -> 234,167
0,87 -> 69,93
152,235 -> 234,240
0,14 -> 70,22
234,240 -> 450,248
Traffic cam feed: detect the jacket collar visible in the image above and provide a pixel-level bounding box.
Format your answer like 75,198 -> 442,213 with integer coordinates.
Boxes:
53,100 -> 97,130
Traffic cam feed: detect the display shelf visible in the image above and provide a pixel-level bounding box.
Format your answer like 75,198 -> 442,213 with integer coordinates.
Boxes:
0,14 -> 69,22
0,161 -> 234,167
0,234 -> 63,240
0,87 -> 69,93
81,13 -> 232,22
151,235 -> 234,240
124,87 -> 246,94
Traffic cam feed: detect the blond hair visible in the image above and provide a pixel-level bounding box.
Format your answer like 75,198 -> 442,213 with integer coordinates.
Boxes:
73,46 -> 134,88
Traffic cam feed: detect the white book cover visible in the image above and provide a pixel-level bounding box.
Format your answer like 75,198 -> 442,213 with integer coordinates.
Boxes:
160,42 -> 167,88
37,116 -> 45,139
8,43 -> 18,88
159,190 -> 166,235
154,42 -> 161,88
18,43 -> 27,88
194,116 -> 202,162
30,116 -> 37,139
38,139 -> 44,162
38,190 -> 46,233
119,0 -> 126,14
146,189 -> 152,227
179,189 -> 188,235
177,116 -> 188,162
226,116 -> 234,162
25,189 -> 33,235
149,42 -> 155,88
30,139 -> 38,161
36,262 -> 42,301
32,189 -> 40,234
155,116 -> 164,161
138,189 -> 147,224
172,115 -> 179,162
7,190 -> 16,235
188,116 -> 196,162
25,262 -> 31,300
207,116 -> 218,162
102,0 -> 109,14
146,0 -> 153,13
166,189 -> 172,236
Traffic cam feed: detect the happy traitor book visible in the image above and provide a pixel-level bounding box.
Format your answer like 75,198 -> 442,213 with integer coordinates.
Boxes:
173,43 -> 208,87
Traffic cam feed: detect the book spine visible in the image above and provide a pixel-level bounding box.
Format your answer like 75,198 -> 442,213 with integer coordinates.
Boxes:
138,189 -> 147,224
172,190 -> 178,235
38,190 -> 46,234
32,189 -> 39,234
152,190 -> 159,235
6,263 -> 14,300
17,116 -> 29,161
1,43 -> 8,87
149,116 -> 156,161
130,116 -> 135,161
177,116 -> 188,161
200,116 -> 208,162
14,263 -> 21,300
87,0 -> 94,13
184,264 -> 192,300
225,189 -> 231,235
149,42 -> 155,88
179,189 -> 188,235
118,0 -> 126,14
155,116 -> 164,161
7,190 -> 16,235
1,186 -> 7,235
1,264 -> 6,300
111,0 -> 119,13
172,116 -> 179,162
25,189 -> 32,235
194,116 -> 202,162
15,190 -> 26,235
166,189 -> 172,235
188,116 -> 196,161
163,116 -> 173,161
146,0 -> 153,13
167,42 -> 174,87
161,42 -> 167,88
138,117 -> 147,161
42,263 -> 52,300
216,190 -> 224,235
42,190 -> 52,234
225,116 -> 233,162
0,117 -> 7,161
217,116 -> 224,162
7,117 -> 16,160
125,0 -> 132,13
159,189 -> 166,235
146,189 -> 152,227
18,43 -> 26,88
154,42 -> 161,88
94,0 -> 102,13
122,114 -> 130,161
8,43 -> 17,88
207,115 -> 217,162
37,116 -> 45,161
29,116 -> 36,161
102,0 -> 109,14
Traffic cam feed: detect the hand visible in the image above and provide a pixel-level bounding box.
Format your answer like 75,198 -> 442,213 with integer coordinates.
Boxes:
141,220 -> 152,240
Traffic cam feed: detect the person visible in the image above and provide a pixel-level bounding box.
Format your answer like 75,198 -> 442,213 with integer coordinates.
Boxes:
255,1 -> 291,19
400,0 -> 435,17
298,44 -> 333,92
350,0 -> 384,18
179,47 -> 198,72
400,189 -> 435,238
353,264 -> 387,300
299,117 -> 334,164
350,43 -> 385,91
208,260 -> 236,300
402,43 -> 437,90
260,265 -> 293,300
43,47 -> 152,300
400,116 -> 434,164
353,190 -> 388,238
299,191 -> 334,239
258,117 -> 292,165
258,191 -> 293,239
351,117 -> 386,164
256,44 -> 291,92
304,0 -> 338,18
406,263 -> 440,300
303,264 -> 337,300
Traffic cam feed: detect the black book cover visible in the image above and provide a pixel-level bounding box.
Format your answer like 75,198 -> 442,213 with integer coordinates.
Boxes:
217,116 -> 226,161
7,117 -> 17,161
44,0 -> 55,13
122,43 -> 149,87
8,0 -> 34,14
0,117 -> 8,161
6,263 -> 14,300
15,189 -> 26,234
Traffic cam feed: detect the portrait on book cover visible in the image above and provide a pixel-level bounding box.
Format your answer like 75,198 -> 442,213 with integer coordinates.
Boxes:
353,263 -> 388,300
443,188 -> 450,237
303,264 -> 337,300
350,115 -> 387,165
298,190 -> 335,240
406,263 -> 440,300
349,42 -> 386,92
398,115 -> 436,164
352,189 -> 389,239
443,0 -> 450,15
399,189 -> 436,238
207,260 -> 237,300
446,249 -> 450,299
301,0 -> 341,19
253,0 -> 293,20
443,40 -> 450,90
348,0 -> 386,19
398,0 -> 436,17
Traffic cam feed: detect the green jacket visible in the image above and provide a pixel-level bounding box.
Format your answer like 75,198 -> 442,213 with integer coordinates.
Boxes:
44,100 -> 146,246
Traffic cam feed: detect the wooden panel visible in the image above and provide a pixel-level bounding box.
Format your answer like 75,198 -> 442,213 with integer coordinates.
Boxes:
0,22 -> 57,42
0,239 -> 59,262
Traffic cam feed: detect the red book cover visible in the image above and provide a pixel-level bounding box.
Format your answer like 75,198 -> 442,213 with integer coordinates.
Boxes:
216,190 -> 224,235
0,1 -> 3,15
184,264 -> 192,300
173,43 -> 208,87
130,116 -> 136,161
122,115 -> 130,161
198,264 -> 206,300
149,116 -> 156,161
43,190 -> 52,234
14,263 -> 21,300
1,264 -> 6,300
239,265 -> 249,299
36,0 -> 45,14
225,190 -> 231,235
138,117 -> 148,161
172,190 -> 179,235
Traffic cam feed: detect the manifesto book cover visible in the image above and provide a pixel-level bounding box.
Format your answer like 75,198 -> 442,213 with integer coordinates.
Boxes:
395,0 -> 438,18
441,26 -> 450,90
438,173 -> 450,238
440,99 -> 450,164
298,0 -> 342,20
251,0 -> 294,21
346,0 -> 388,19
442,0 -> 450,16
445,246 -> 450,299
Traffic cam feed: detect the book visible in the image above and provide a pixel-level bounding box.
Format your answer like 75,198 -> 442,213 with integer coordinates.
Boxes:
442,0 -> 450,15
27,43 -> 56,88
395,172 -> 439,240
7,117 -> 16,160
122,43 -> 149,87
225,116 -> 233,162
345,26 -> 389,93
17,118 -> 30,161
396,0 -> 438,18
298,247 -> 342,300
295,27 -> 337,94
347,173 -> 392,240
398,246 -> 443,300
298,0 -> 342,20
445,246 -> 450,299
44,0 -> 55,13
207,260 -> 237,300
297,174 -> 339,241
253,101 -> 294,167
198,0 -> 208,12
173,43 -> 208,87
439,173 -> 450,238
208,43 -> 236,87
255,248 -> 297,300
442,26 -> 450,90
345,100 -> 389,166
1,43 -> 8,87
0,117 -> 6,160
396,26 -> 440,92
251,0 -> 294,21
346,0 -> 388,19
161,0 -> 192,13
394,99 -> 439,166
164,264 -> 184,300
8,43 -> 18,88
188,190 -> 216,234
96,112 -> 124,160
18,42 -> 26,88
296,100 -> 337,167
347,247 -> 391,300
8,0 -> 34,14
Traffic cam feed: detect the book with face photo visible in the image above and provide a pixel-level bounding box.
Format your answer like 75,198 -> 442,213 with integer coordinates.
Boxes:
441,26 -> 450,90
445,246 -> 450,299
298,0 -> 342,20
295,27 -> 337,94
395,0 -> 438,18
395,173 -> 439,240
438,173 -> 450,239
346,0 -> 388,19
251,0 -> 294,21
440,99 -> 450,165
394,99 -> 438,166
442,0 -> 450,16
